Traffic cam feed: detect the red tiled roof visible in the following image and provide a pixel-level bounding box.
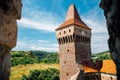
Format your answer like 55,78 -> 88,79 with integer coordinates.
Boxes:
82,60 -> 101,73
56,4 -> 91,31
83,60 -> 116,75
83,66 -> 99,73
56,18 -> 91,30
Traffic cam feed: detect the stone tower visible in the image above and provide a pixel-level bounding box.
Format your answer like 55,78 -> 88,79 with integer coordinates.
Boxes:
56,4 -> 91,80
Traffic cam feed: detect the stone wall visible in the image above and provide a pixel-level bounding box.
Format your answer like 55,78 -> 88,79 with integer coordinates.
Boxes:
56,24 -> 91,80
0,0 -> 22,80
84,73 -> 117,80
84,72 -> 101,80
101,73 -> 117,80
59,42 -> 78,80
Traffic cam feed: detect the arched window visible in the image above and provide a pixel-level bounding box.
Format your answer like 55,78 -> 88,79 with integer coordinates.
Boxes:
68,36 -> 70,43
84,37 -> 86,43
86,37 -> 89,43
60,38 -> 62,44
65,36 -> 68,43
60,38 -> 63,44
66,73 -> 69,76
59,32 -> 61,35
58,38 -> 61,44
81,36 -> 83,43
80,36 -> 82,43
64,31 -> 66,34
63,37 -> 65,44
73,34 -> 76,41
69,29 -> 71,32
78,36 -> 80,42
70,35 -> 73,42
76,35 -> 78,42
64,61 -> 66,64
67,49 -> 69,52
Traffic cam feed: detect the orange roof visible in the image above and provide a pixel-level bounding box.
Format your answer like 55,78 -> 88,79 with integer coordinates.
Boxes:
83,60 -> 116,75
56,4 -> 91,31
56,18 -> 91,30
84,66 -> 99,73
82,60 -> 100,73
100,60 -> 116,74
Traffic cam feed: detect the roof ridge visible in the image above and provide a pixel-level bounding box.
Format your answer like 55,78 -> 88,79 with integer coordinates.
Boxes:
56,4 -> 91,30
65,4 -> 81,21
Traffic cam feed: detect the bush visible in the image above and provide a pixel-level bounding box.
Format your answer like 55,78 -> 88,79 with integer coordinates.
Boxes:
21,68 -> 60,80
11,51 -> 40,66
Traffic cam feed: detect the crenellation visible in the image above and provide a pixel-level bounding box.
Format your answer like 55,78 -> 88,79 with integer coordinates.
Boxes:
56,25 -> 74,38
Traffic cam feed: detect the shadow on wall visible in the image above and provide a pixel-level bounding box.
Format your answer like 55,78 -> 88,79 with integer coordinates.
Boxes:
82,59 -> 103,71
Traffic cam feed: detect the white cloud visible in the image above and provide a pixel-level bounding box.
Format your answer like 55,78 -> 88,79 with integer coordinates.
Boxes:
18,1 -> 63,32
15,0 -> 109,53
91,33 -> 109,53
17,16 -> 60,32
30,45 -> 58,51
81,4 -> 109,53
37,40 -> 50,43
12,39 -> 59,52
83,18 -> 107,33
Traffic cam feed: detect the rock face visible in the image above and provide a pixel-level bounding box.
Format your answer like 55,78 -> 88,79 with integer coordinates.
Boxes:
0,0 -> 22,80
100,0 -> 120,80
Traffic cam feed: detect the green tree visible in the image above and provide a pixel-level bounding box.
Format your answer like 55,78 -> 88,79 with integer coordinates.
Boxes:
21,68 -> 60,80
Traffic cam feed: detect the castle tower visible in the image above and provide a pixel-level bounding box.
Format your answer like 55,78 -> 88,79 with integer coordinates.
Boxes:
56,4 -> 91,80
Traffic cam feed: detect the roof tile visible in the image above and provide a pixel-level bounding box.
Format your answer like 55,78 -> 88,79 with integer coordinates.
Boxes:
83,60 -> 116,75
56,4 -> 91,30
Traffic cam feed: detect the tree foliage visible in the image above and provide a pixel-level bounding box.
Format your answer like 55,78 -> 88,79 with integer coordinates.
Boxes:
11,51 -> 59,66
21,68 -> 59,80
92,51 -> 112,60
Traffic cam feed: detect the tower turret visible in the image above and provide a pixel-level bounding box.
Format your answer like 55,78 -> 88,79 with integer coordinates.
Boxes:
56,4 -> 91,80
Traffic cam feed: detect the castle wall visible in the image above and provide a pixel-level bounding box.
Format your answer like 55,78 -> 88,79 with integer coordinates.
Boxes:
59,43 -> 78,80
74,25 -> 91,63
56,25 -> 79,80
56,4 -> 91,80
56,25 -> 74,38
101,73 -> 117,80
56,24 -> 91,80
84,72 -> 101,80
84,73 -> 117,80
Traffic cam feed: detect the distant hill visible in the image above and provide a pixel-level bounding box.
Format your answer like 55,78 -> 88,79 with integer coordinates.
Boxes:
11,51 -> 59,66
92,50 -> 112,60
11,50 -> 111,67
10,51 -> 60,80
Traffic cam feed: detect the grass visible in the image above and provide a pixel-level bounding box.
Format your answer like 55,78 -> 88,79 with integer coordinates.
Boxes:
10,63 -> 60,80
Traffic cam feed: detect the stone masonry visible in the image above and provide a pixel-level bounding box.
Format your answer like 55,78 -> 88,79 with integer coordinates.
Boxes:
56,4 -> 91,80
0,0 -> 22,80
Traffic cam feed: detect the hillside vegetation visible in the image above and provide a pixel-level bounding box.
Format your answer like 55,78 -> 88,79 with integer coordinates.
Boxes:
92,51 -> 112,60
10,63 -> 59,80
10,51 -> 59,80
10,50 -> 111,80
11,51 -> 59,66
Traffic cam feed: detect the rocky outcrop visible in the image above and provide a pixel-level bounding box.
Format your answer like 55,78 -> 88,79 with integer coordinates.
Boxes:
0,0 -> 22,80
100,0 -> 120,80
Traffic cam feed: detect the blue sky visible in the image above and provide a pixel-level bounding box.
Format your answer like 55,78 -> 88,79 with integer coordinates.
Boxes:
13,0 -> 109,53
